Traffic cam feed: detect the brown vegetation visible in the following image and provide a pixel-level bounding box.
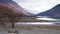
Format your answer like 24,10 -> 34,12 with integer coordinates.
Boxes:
0,3 -> 27,22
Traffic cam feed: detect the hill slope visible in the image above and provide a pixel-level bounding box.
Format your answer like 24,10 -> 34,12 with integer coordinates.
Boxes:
0,0 -> 28,22
36,4 -> 60,19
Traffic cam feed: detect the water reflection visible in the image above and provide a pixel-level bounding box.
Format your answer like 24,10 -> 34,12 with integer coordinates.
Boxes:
15,22 -> 60,26
36,16 -> 60,22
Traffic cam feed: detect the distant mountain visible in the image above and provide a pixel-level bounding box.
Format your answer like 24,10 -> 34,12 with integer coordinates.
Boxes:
36,4 -> 60,19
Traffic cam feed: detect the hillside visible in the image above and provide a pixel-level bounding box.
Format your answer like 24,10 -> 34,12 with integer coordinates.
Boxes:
0,1 -> 27,22
36,4 -> 60,19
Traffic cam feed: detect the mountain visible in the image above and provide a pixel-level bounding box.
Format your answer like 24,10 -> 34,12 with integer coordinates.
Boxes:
0,0 -> 33,17
36,4 -> 60,19
0,0 -> 32,22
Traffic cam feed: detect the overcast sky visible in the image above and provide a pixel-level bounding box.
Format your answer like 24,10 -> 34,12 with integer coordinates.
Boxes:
13,0 -> 60,14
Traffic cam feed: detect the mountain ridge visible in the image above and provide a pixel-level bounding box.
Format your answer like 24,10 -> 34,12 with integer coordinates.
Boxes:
0,0 -> 31,17
35,4 -> 60,19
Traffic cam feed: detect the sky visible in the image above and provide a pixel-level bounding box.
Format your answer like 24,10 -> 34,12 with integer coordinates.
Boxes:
13,0 -> 60,14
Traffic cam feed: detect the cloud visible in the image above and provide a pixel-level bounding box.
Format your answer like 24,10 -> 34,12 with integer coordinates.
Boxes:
13,0 -> 60,14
